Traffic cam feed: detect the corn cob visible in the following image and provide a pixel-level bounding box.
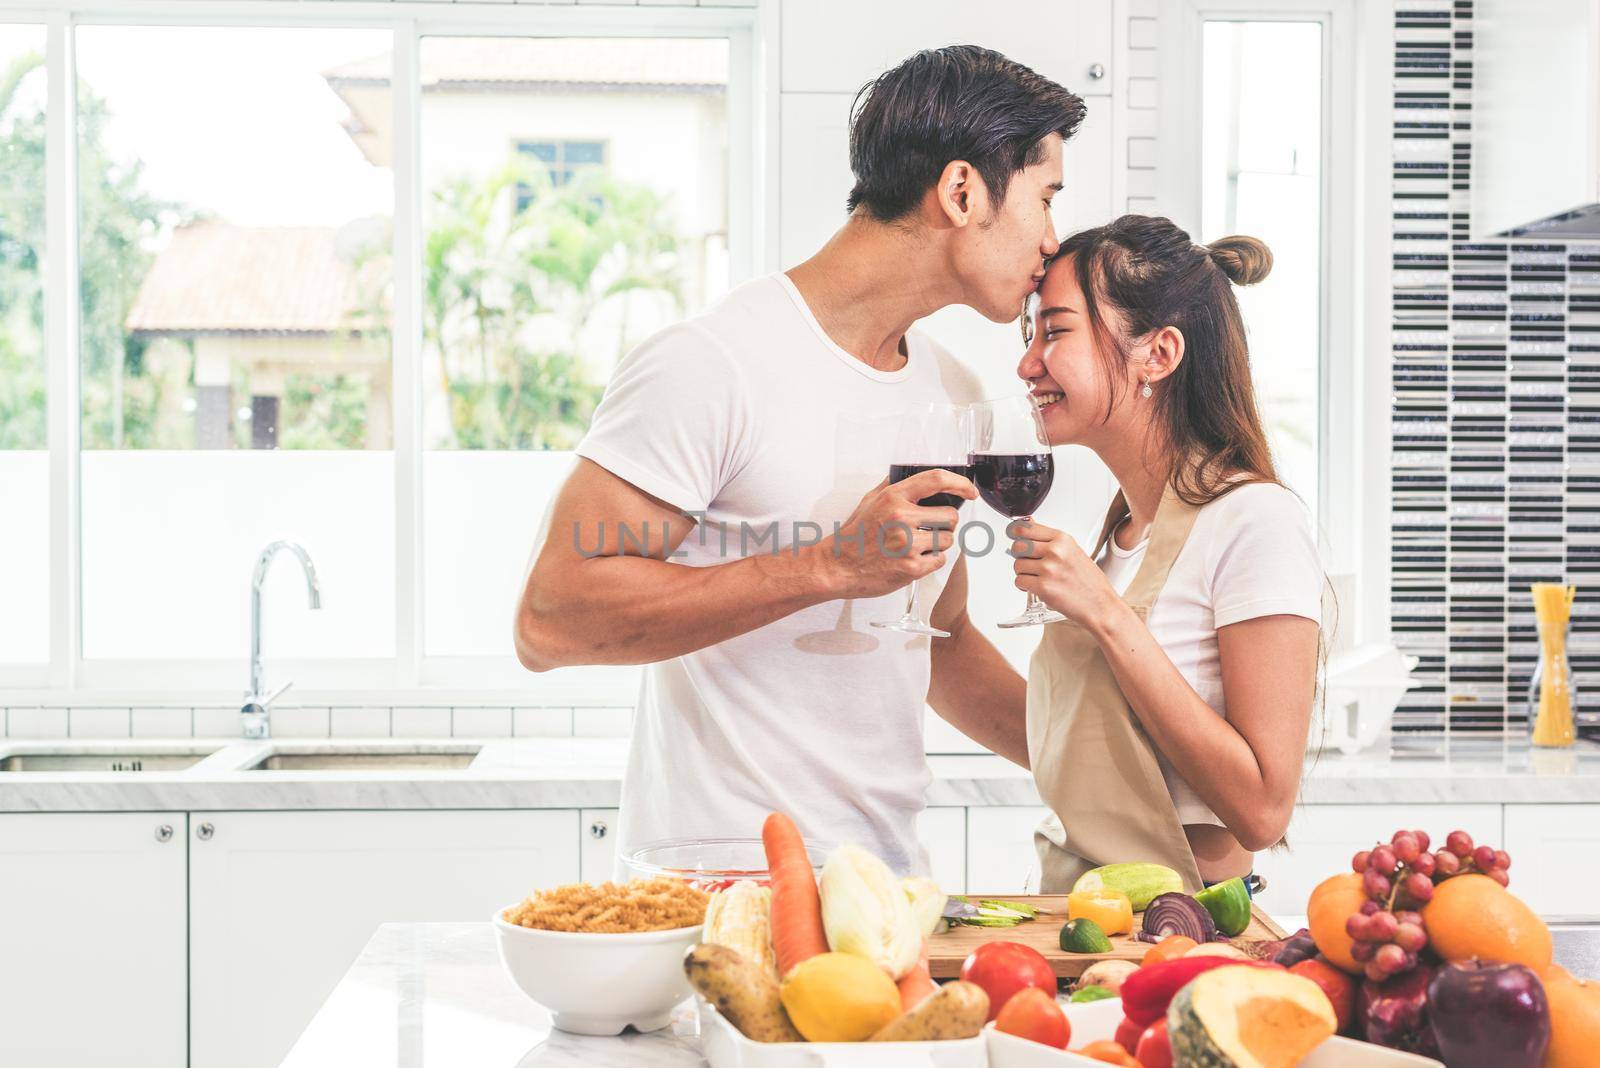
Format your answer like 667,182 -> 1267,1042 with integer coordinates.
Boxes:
702,880 -> 778,982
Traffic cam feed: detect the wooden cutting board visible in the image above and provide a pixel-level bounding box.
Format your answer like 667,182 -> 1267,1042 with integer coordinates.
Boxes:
927,896 -> 1287,978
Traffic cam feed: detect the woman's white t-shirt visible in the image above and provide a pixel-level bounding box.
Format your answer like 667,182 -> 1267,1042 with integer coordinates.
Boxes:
1095,482 -> 1322,826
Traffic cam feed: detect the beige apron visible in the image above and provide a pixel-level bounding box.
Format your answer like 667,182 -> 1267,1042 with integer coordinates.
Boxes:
1028,483 -> 1206,893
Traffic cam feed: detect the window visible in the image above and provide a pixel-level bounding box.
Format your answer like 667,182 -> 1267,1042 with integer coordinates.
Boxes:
74,26 -> 396,661
1200,21 -> 1324,523
418,36 -> 731,660
514,139 -> 606,210
0,24 -> 48,665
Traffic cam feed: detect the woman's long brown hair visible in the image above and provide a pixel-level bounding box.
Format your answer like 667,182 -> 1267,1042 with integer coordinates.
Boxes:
1056,214 -> 1278,510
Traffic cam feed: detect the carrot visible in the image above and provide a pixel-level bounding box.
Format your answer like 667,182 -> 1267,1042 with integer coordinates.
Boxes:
761,812 -> 828,976
897,939 -> 937,1012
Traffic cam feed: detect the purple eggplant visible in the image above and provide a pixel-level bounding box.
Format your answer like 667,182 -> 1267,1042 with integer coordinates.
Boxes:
1360,963 -> 1441,1057
1427,960 -> 1549,1068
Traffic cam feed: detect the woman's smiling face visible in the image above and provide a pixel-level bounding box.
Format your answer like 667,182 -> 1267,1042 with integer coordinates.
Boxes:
1016,255 -> 1135,447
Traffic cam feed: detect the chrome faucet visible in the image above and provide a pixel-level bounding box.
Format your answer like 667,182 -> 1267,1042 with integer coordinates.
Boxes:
242,540 -> 322,740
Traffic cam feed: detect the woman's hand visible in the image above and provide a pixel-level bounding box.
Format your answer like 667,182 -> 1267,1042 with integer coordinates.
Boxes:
1009,520 -> 1123,630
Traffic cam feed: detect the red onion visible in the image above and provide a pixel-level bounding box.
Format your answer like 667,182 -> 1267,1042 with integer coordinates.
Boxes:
1141,892 -> 1218,943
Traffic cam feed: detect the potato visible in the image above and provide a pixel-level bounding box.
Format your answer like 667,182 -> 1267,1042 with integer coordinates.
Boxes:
1184,942 -> 1252,960
683,943 -> 803,1043
1077,959 -> 1139,994
868,980 -> 988,1042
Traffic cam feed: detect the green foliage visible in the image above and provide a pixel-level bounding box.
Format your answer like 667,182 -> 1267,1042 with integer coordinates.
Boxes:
0,51 -> 47,449
423,156 -> 685,450
280,372 -> 370,450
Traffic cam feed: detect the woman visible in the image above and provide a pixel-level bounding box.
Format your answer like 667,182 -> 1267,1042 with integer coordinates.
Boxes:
1010,215 -> 1322,891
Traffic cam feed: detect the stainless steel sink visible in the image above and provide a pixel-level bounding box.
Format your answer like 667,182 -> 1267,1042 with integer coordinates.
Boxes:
246,749 -> 480,771
0,752 -> 213,772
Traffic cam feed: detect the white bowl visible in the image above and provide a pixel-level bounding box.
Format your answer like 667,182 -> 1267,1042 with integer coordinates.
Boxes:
984,996 -> 1444,1067
492,905 -> 702,1036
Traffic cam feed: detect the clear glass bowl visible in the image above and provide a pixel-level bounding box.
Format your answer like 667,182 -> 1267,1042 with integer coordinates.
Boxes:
623,836 -> 831,892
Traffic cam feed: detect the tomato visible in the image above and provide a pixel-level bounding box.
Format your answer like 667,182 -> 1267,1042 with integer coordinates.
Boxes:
959,941 -> 1057,1022
1074,1040 -> 1142,1066
1114,1014 -> 1144,1054
1135,1017 -> 1174,1068
994,987 -> 1070,1049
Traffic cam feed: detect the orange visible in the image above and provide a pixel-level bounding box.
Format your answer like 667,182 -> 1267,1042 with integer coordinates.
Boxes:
1307,872 -> 1367,975
1420,874 -> 1552,973
1543,966 -> 1600,1068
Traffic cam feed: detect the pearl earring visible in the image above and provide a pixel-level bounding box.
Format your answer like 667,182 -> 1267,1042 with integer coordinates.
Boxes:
1140,379 -> 1153,399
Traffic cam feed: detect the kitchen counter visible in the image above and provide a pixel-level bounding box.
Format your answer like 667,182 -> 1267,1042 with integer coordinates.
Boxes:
281,922 -> 703,1068
286,919 -> 1600,1068
2,735 -> 1600,812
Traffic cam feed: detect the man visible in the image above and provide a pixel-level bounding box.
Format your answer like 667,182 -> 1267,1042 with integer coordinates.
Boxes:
514,45 -> 1084,874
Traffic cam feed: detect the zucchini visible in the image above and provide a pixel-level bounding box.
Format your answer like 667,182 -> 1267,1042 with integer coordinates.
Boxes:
1194,877 -> 1253,937
1072,862 -> 1184,911
1166,964 -> 1336,1068
1059,917 -> 1113,954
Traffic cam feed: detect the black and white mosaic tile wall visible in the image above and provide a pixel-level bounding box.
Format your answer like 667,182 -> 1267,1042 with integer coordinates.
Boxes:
1390,0 -> 1600,736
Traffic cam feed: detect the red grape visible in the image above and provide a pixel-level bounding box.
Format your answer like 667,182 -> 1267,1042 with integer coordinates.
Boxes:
1364,868 -> 1392,898
1404,873 -> 1435,903
1434,850 -> 1461,876
1370,845 -> 1398,873
1352,850 -> 1371,873
1487,867 -> 1510,887
1396,910 -> 1423,928
1393,832 -> 1421,864
1446,830 -> 1474,857
1412,852 -> 1437,877
1360,900 -> 1383,917
1346,913 -> 1370,940
1369,910 -> 1400,941
1413,830 -> 1432,852
1350,939 -> 1378,963
1495,850 -> 1511,871
1365,961 -> 1390,982
1473,845 -> 1497,871
1375,944 -> 1407,972
1394,922 -> 1427,952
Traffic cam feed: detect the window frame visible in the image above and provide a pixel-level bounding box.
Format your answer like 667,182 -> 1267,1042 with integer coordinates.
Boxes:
1,0 -> 768,705
1158,0 -> 1390,651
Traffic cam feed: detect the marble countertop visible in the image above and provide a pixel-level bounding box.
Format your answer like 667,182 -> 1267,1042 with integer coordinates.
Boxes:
3,735 -> 1600,813
282,923 -> 703,1068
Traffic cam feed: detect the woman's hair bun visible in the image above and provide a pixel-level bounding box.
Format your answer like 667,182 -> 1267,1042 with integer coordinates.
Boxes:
1206,235 -> 1273,286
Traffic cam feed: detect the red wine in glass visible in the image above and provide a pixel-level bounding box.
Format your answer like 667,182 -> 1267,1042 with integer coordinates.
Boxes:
969,396 -> 1064,628
890,462 -> 977,510
971,453 -> 1053,518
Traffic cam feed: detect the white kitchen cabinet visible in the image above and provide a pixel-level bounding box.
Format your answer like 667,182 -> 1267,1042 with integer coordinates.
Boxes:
1503,805 -> 1600,918
189,809 -> 579,1068
1253,804 -> 1503,926
918,806 -> 967,893
966,806 -> 1050,893
781,0 -> 1113,96
0,812 -> 187,1068
581,807 -> 621,881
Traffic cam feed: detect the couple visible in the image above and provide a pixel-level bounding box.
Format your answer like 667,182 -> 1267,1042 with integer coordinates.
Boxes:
514,46 -> 1321,893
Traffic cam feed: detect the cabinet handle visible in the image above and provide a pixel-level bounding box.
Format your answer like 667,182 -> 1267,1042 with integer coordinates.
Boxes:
589,820 -> 608,840
196,821 -> 215,841
155,824 -> 174,843
1088,62 -> 1106,80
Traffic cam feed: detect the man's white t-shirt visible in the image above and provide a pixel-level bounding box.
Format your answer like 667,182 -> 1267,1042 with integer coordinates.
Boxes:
1095,482 -> 1323,826
575,274 -> 983,875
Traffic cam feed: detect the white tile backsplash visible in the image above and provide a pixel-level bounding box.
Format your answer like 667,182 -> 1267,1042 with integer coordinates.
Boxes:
271,706 -> 331,738
452,707 -> 512,737
68,707 -> 131,738
131,707 -> 192,738
8,707 -> 68,738
573,707 -> 632,737
392,706 -> 452,737
331,707 -> 392,737
514,706 -> 573,737
193,707 -> 241,738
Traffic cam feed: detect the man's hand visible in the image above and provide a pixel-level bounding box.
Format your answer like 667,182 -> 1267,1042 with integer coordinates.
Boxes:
811,469 -> 976,600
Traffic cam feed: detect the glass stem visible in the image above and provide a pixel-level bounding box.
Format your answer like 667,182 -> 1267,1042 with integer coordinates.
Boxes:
904,578 -> 921,621
1017,513 -> 1044,614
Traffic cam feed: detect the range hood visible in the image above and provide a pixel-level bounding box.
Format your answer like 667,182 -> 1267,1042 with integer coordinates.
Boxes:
1497,202 -> 1600,239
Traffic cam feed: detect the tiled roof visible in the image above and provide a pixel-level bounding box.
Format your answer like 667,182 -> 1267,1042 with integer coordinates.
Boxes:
324,37 -> 728,90
125,220 -> 373,335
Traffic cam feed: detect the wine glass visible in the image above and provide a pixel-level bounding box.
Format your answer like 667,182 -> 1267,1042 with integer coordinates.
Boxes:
970,395 -> 1064,628
870,403 -> 974,638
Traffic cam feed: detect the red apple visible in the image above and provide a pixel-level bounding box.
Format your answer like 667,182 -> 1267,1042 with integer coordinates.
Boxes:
1427,960 -> 1549,1068
1360,963 -> 1441,1057
1291,958 -> 1358,1035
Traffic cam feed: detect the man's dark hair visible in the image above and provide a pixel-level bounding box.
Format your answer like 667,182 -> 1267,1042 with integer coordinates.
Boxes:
847,46 -> 1085,223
